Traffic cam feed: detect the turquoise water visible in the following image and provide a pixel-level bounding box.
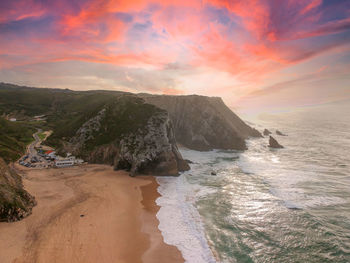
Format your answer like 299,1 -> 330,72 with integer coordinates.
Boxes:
180,102 -> 350,262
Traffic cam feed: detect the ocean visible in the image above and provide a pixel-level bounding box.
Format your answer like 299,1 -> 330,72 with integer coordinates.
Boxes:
156,101 -> 350,263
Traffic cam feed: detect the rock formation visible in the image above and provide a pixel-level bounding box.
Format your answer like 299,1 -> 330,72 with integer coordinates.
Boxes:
115,113 -> 190,176
269,136 -> 284,149
65,96 -> 190,176
263,129 -> 272,136
140,94 -> 262,151
0,158 -> 36,222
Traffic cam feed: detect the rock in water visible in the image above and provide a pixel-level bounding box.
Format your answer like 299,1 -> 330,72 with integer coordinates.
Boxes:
263,129 -> 272,136
276,130 -> 287,136
269,136 -> 284,149
0,158 -> 36,222
140,94 -> 262,151
211,171 -> 217,176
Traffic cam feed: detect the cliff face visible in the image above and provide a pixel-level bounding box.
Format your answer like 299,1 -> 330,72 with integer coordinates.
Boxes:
65,96 -> 189,176
140,95 -> 262,151
0,158 -> 36,222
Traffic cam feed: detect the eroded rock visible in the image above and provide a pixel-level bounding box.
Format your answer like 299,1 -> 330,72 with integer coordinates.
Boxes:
269,136 -> 284,149
263,129 -> 272,136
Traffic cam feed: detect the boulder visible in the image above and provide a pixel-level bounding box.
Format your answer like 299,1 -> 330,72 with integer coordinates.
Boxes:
269,136 -> 284,149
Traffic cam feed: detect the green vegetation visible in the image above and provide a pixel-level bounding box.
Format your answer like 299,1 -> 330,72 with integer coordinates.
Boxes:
0,83 -> 127,150
84,96 -> 165,150
37,132 -> 46,141
0,118 -> 36,163
0,83 -> 166,159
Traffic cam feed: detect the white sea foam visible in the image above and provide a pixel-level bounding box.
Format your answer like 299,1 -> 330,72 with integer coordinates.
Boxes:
156,174 -> 217,263
238,138 -> 348,209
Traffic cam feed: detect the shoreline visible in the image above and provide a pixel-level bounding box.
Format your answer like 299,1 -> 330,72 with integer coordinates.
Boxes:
155,174 -> 217,263
0,164 -> 184,263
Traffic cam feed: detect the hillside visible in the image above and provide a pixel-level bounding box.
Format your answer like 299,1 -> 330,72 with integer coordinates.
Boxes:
0,158 -> 36,221
0,118 -> 37,163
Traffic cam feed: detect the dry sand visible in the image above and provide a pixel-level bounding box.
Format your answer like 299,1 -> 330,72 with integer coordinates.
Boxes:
0,164 -> 184,263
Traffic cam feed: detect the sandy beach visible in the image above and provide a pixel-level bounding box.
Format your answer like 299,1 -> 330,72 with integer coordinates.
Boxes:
0,164 -> 184,263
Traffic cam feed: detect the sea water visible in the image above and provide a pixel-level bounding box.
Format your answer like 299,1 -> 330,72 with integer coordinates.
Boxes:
156,101 -> 350,263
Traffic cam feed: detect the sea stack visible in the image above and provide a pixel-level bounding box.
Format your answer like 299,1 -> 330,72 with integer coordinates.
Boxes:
263,129 -> 272,136
269,136 -> 284,148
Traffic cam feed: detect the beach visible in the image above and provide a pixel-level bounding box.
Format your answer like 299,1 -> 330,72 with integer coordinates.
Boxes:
0,164 -> 184,263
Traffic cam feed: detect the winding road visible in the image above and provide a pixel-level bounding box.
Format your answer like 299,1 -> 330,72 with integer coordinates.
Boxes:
26,129 -> 49,168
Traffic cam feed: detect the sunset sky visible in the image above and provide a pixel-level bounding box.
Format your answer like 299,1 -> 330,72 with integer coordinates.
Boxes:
1,0 -> 350,113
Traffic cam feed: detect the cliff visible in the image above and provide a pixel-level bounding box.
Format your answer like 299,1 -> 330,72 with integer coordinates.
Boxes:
0,83 -> 261,176
0,158 -> 36,222
63,96 -> 190,176
140,94 -> 262,151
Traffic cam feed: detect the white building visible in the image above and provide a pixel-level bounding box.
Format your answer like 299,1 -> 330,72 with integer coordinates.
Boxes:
55,159 -> 75,168
45,150 -> 57,159
9,118 -> 16,122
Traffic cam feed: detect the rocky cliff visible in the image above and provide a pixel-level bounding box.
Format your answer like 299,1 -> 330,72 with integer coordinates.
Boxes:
64,96 -> 189,176
140,94 -> 262,151
0,158 -> 36,222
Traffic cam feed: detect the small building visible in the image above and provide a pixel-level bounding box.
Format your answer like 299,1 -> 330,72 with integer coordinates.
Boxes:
45,150 -> 56,159
9,118 -> 16,122
75,158 -> 84,164
55,159 -> 75,168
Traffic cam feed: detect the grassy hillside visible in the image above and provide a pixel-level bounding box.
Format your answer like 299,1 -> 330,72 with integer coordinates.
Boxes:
0,83 -> 128,151
83,96 -> 165,151
0,118 -> 36,163
0,83 -> 129,118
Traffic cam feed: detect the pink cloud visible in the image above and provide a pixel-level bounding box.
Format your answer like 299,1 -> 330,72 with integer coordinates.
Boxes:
0,0 -> 349,91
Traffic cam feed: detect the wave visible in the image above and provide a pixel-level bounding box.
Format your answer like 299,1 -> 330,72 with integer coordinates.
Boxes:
156,174 -> 217,263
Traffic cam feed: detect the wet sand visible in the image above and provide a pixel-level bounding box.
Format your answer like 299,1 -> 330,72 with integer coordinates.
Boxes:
0,164 -> 184,263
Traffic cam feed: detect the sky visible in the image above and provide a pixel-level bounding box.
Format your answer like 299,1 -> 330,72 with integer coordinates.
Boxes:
0,0 -> 350,113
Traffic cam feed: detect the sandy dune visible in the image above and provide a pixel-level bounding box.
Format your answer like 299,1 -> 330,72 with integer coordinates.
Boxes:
0,165 -> 183,263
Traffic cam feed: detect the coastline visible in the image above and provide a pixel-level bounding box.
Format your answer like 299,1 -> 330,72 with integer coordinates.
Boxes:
155,174 -> 217,263
0,164 -> 184,263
